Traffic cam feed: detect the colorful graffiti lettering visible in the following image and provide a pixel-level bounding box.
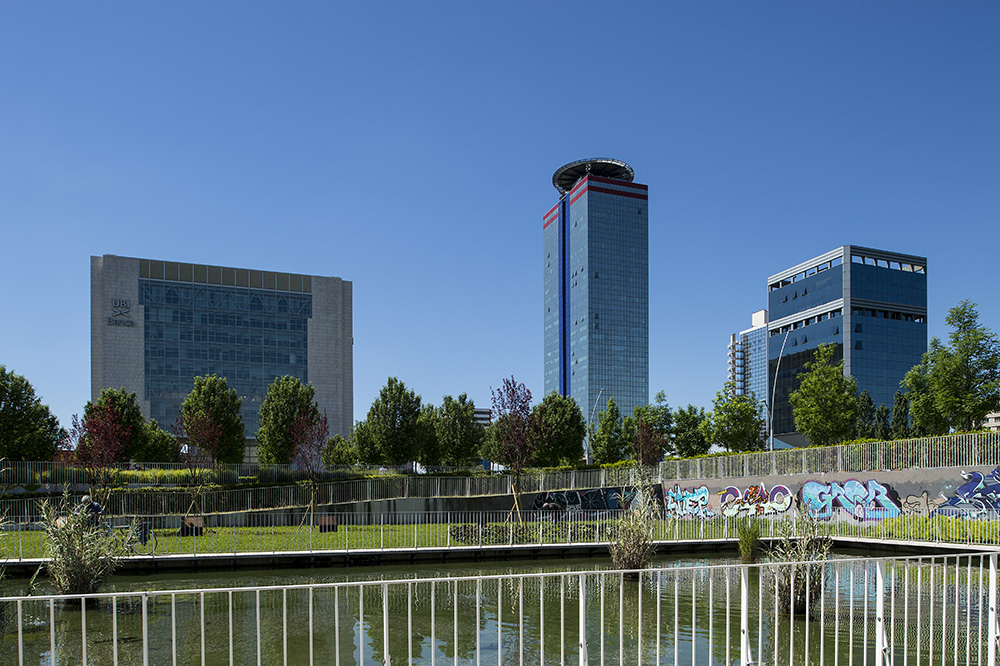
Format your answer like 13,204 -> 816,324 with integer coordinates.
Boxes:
799,479 -> 900,521
935,467 -> 1000,518
663,484 -> 714,520
718,484 -> 793,518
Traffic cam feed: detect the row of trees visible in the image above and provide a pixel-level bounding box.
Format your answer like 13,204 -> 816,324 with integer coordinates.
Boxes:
3,301 -> 996,468
790,300 -> 1000,446
0,370 -> 332,467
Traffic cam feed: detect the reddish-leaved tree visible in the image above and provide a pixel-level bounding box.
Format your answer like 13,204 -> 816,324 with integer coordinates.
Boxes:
292,412 -> 329,526
490,376 -> 547,520
70,404 -> 132,506
174,411 -> 224,516
632,415 -> 668,468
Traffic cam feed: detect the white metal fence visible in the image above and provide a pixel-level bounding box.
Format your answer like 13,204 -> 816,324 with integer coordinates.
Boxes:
5,508 -> 1000,561
661,432 -> 1000,481
2,551 -> 998,665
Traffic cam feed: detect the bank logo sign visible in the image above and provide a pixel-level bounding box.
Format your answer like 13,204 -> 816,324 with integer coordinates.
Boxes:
108,298 -> 135,327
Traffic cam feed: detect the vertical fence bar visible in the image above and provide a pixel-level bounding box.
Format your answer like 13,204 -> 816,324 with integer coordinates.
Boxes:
740,566 -> 752,666
383,583 -> 391,666
875,561 -> 889,666
989,554 -> 997,666
81,597 -> 88,665
579,573 -> 588,666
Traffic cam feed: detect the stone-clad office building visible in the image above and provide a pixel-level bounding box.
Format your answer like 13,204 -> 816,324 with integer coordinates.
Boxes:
91,255 -> 352,456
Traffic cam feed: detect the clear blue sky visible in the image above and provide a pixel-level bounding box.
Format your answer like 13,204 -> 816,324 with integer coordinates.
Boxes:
2,2 -> 998,432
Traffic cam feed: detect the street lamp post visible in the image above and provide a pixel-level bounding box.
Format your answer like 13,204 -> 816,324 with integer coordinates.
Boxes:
769,327 -> 792,451
585,388 -> 605,465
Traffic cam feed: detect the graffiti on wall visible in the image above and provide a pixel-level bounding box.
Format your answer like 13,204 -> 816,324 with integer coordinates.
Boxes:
718,484 -> 793,518
530,487 -> 645,514
799,479 -> 901,521
902,491 -> 947,515
663,484 -> 714,520
935,467 -> 1000,518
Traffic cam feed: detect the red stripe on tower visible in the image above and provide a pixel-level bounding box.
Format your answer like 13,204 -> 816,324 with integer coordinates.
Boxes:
587,175 -> 648,190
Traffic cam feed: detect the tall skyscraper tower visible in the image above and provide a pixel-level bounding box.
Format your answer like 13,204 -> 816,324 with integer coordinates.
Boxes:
543,158 -> 649,420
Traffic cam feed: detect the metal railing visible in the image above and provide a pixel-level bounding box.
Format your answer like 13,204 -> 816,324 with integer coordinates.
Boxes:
6,508 -> 1000,561
2,551 -> 997,665
661,431 -> 1000,481
0,467 -> 650,520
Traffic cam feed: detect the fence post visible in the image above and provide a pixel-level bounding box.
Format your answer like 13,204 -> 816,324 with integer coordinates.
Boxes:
990,554 -> 998,666
740,565 -> 753,666
875,560 -> 891,666
579,574 -> 589,665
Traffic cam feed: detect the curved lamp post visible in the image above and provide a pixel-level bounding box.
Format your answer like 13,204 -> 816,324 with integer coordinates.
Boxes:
769,327 -> 792,451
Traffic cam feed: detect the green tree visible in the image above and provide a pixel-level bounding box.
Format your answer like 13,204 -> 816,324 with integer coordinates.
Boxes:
84,388 -> 147,461
901,346 -> 949,436
321,432 -> 358,466
701,382 -> 765,453
355,377 -> 427,466
671,404 -> 709,458
624,391 -> 673,456
531,392 -> 585,467
789,344 -> 858,446
890,390 -> 911,440
435,394 -> 484,466
256,376 -> 320,464
142,419 -> 182,463
180,375 -> 245,464
415,404 -> 441,465
873,404 -> 891,441
591,397 -> 626,464
854,390 -> 875,440
902,300 -> 1000,433
0,366 -> 63,461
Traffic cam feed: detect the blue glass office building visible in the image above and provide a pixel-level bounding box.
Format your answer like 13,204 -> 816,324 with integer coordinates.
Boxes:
766,246 -> 927,446
92,255 -> 353,452
543,158 -> 649,419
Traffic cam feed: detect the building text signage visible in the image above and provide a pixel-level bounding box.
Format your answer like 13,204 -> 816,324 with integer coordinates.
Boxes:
108,298 -> 135,327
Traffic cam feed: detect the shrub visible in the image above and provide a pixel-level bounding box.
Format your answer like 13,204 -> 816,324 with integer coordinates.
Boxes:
609,486 -> 658,573
737,518 -> 763,562
38,492 -> 131,595
768,515 -> 831,617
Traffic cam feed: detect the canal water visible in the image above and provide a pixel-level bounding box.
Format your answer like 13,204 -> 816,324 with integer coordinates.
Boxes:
0,553 -> 987,665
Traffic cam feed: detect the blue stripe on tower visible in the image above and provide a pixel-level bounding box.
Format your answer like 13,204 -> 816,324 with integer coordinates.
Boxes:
558,197 -> 569,396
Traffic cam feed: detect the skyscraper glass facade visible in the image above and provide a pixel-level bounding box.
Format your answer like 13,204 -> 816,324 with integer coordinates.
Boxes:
765,246 -> 927,443
543,159 -> 649,420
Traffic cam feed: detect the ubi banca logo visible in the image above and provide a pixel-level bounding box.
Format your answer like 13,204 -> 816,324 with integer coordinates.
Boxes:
108,298 -> 135,327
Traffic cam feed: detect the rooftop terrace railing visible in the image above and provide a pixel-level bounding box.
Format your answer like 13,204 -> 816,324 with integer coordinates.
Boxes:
2,551 -> 996,665
660,431 -> 1000,481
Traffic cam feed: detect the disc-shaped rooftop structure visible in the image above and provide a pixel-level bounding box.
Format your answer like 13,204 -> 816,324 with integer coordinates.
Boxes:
552,158 -> 634,195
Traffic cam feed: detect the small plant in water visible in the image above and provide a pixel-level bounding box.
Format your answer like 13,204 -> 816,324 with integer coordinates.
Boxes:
39,490 -> 132,595
737,518 -> 763,562
768,514 -> 831,617
609,484 -> 658,575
